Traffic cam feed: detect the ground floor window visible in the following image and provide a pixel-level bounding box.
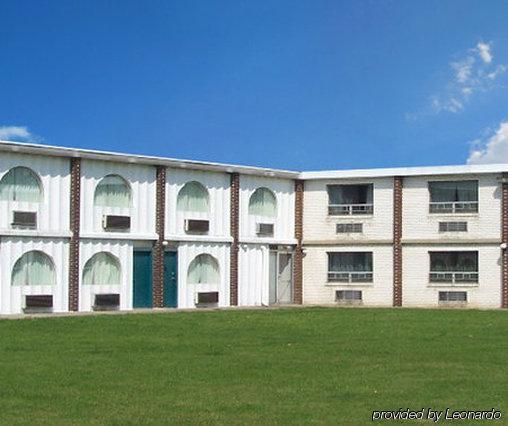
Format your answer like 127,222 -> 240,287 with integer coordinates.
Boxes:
336,290 -> 362,301
12,251 -> 55,286
328,252 -> 373,283
429,251 -> 478,284
439,291 -> 467,302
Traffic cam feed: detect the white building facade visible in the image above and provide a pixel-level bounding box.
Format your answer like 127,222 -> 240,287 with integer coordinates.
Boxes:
0,141 -> 507,314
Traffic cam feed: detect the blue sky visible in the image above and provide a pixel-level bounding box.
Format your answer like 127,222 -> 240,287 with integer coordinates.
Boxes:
1,1 -> 508,170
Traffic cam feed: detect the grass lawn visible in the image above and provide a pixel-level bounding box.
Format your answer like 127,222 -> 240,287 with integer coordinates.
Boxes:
0,307 -> 507,425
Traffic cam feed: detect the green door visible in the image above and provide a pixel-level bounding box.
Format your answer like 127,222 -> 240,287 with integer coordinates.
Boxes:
163,251 -> 178,308
133,251 -> 153,308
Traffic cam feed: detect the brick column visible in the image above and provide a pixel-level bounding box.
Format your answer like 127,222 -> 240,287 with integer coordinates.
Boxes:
68,158 -> 81,311
293,179 -> 304,304
152,166 -> 166,308
502,173 -> 508,308
229,173 -> 240,306
393,176 -> 403,307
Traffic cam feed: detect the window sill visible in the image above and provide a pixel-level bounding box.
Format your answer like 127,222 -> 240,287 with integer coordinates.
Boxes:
428,282 -> 479,288
428,213 -> 479,218
326,282 -> 374,287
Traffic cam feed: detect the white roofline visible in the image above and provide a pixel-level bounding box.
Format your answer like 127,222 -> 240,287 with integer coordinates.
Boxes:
0,140 -> 299,179
1,140 -> 507,180
300,163 -> 508,180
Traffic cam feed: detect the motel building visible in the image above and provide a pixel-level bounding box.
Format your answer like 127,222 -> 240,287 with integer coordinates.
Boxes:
0,140 -> 507,314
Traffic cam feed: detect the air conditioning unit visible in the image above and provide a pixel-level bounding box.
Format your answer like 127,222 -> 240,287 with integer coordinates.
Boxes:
12,211 -> 37,228
102,215 -> 131,231
185,219 -> 209,234
93,294 -> 120,311
195,291 -> 219,307
24,295 -> 53,313
256,223 -> 274,237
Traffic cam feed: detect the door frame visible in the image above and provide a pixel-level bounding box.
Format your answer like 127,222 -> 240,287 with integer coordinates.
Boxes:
269,248 -> 294,305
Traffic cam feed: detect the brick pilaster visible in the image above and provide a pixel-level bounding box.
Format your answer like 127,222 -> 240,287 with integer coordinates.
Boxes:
152,166 -> 166,308
502,173 -> 508,308
393,176 -> 403,307
68,158 -> 81,311
229,173 -> 240,306
293,179 -> 304,304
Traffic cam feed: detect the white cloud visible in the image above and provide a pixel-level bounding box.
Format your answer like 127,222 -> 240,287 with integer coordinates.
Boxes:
0,125 -> 34,141
468,121 -> 508,164
411,40 -> 506,118
477,42 -> 493,64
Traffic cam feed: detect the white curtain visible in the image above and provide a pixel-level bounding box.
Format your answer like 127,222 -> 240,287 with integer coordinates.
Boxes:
0,167 -> 42,202
12,251 -> 55,286
94,175 -> 131,208
249,187 -> 277,217
187,254 -> 220,284
83,252 -> 121,285
177,181 -> 209,212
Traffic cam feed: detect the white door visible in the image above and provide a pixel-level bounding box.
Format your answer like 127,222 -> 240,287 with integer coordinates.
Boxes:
268,252 -> 293,305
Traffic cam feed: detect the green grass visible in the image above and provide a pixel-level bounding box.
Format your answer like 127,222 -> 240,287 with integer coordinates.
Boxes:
0,307 -> 506,425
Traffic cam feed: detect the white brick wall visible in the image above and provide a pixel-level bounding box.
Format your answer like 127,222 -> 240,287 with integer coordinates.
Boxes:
303,178 -> 394,242
402,174 -> 501,242
303,245 -> 393,306
402,245 -> 501,309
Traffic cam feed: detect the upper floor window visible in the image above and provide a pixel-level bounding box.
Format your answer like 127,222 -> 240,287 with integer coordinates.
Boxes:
429,251 -> 478,284
12,251 -> 55,286
187,254 -> 220,284
327,184 -> 373,215
249,187 -> 277,217
428,180 -> 478,214
94,175 -> 131,208
328,252 -> 373,283
82,252 -> 121,285
0,166 -> 43,203
177,181 -> 209,213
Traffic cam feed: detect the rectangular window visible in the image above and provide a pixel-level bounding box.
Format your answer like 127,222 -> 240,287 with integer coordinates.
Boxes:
336,290 -> 362,301
336,223 -> 363,233
439,291 -> 467,302
328,252 -> 373,283
429,251 -> 478,284
327,184 -> 373,215
429,180 -> 478,214
439,222 -> 468,232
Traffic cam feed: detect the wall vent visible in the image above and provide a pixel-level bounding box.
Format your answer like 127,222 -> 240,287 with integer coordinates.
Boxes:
336,223 -> 363,233
439,222 -> 468,232
102,215 -> 131,231
24,295 -> 53,313
93,294 -> 120,311
12,211 -> 37,228
256,223 -> 274,237
185,219 -> 209,234
196,292 -> 219,307
438,291 -> 467,306
335,290 -> 363,305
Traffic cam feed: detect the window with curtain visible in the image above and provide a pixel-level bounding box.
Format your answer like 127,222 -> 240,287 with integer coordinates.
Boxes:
328,252 -> 373,272
328,184 -> 373,205
83,252 -> 121,285
94,175 -> 131,208
187,254 -> 220,284
177,181 -> 209,213
0,166 -> 43,202
12,251 -> 55,286
430,251 -> 478,272
429,180 -> 478,203
248,187 -> 277,217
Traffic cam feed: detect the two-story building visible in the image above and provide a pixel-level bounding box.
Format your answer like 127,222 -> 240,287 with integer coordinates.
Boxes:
0,140 -> 507,314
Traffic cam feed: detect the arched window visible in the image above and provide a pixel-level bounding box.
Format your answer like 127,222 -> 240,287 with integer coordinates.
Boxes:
12,251 -> 55,286
249,187 -> 277,217
177,181 -> 209,213
0,166 -> 43,202
82,252 -> 121,285
94,175 -> 131,208
187,254 -> 220,284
